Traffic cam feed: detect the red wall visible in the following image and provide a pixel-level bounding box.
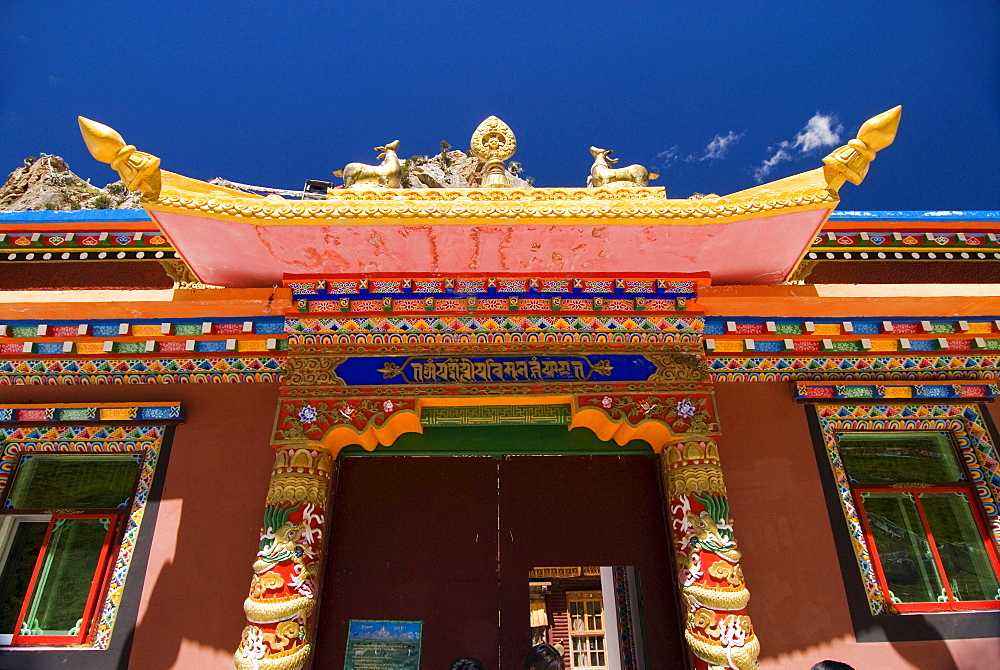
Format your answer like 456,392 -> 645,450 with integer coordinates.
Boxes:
713,382 -> 1000,670
0,382 -> 279,670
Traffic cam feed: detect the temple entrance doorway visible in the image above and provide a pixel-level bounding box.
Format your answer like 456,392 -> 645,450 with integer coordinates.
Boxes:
312,425 -> 686,670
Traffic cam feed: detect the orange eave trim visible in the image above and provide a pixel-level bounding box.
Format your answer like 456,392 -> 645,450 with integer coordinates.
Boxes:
700,284 -> 1000,319
0,288 -> 293,320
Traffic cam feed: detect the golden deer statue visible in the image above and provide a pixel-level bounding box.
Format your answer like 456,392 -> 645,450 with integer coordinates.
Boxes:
334,140 -> 402,188
587,146 -> 659,188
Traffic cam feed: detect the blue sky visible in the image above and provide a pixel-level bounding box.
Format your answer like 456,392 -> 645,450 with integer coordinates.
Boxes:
2,1 -> 998,210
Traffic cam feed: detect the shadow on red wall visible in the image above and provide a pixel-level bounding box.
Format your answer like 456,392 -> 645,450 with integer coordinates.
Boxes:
713,382 -> 963,669
0,383 -> 279,670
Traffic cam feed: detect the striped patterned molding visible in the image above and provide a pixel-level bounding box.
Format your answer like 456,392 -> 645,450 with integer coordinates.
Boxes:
813,211 -> 1000,260
286,276 -> 704,316
0,402 -> 183,423
794,381 -> 1000,401
0,210 -> 172,260
0,317 -> 287,356
707,354 -> 1000,382
702,317 -> 1000,355
0,232 -> 176,260
0,357 -> 285,385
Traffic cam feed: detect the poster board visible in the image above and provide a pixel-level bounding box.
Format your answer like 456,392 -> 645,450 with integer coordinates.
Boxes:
343,620 -> 423,670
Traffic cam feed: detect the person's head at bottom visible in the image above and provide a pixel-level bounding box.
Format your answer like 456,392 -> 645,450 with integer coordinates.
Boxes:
448,658 -> 485,670
523,644 -> 564,670
811,661 -> 855,670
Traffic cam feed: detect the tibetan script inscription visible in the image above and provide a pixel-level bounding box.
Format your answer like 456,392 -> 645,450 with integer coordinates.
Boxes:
378,356 -> 613,384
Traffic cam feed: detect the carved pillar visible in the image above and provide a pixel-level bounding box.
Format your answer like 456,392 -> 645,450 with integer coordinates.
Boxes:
235,446 -> 334,670
661,438 -> 760,670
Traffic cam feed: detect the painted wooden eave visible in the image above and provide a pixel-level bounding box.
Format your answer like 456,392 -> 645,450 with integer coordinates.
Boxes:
0,287 -> 293,320
701,284 -> 1000,318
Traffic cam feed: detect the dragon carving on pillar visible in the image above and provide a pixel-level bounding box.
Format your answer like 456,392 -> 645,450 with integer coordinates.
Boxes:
663,439 -> 760,670
235,447 -> 333,670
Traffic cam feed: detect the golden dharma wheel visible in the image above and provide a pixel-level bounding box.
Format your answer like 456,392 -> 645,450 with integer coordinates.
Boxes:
471,115 -> 517,162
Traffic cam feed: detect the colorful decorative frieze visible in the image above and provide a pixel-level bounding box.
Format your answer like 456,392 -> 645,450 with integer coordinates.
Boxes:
703,317 -> 1000,356
286,275 -> 704,315
813,211 -> 1000,260
808,232 -> 1000,260
0,412 -> 170,649
708,354 -> 1000,382
288,315 -> 705,342
795,381 -> 1000,400
0,402 -> 182,423
0,210 -> 172,262
813,403 -> 1000,615
0,233 -> 176,261
0,317 -> 286,354
0,356 -> 286,384
0,316 -> 288,384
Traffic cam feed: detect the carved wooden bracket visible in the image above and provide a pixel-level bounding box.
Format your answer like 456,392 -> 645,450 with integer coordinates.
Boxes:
274,391 -> 718,457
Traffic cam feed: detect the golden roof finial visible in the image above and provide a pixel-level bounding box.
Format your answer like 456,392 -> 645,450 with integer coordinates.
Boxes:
471,116 -> 517,188
78,116 -> 162,201
822,105 -> 902,191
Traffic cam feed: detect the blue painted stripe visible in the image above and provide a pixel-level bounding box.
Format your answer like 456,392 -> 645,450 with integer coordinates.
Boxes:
0,209 -> 152,224
830,211 -> 1000,222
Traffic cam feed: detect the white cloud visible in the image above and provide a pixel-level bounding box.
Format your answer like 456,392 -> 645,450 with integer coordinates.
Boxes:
701,130 -> 743,160
753,113 -> 843,182
655,145 -> 680,168
792,113 -> 842,152
752,148 -> 794,182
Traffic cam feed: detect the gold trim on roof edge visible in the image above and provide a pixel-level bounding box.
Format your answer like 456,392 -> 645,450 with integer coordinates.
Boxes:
79,106 -> 900,225
148,168 -> 838,226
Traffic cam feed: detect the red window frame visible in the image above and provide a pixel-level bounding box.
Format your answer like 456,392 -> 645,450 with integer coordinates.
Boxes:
9,513 -> 121,646
852,481 -> 1000,613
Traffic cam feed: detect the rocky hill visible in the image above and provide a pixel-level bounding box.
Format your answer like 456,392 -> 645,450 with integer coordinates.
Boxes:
1,150 -> 533,211
0,155 -> 140,211
399,148 -> 531,189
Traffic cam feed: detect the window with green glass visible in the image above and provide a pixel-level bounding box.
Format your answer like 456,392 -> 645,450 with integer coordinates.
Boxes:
0,453 -> 141,645
837,432 -> 1000,613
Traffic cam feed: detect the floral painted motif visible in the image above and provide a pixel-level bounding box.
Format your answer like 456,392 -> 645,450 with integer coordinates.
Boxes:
297,404 -> 317,424
676,399 -> 696,419
275,398 -> 416,442
582,394 -> 717,434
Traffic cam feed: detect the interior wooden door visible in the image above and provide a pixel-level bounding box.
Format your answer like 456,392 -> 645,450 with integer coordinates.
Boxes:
312,457 -> 500,669
498,455 -> 686,670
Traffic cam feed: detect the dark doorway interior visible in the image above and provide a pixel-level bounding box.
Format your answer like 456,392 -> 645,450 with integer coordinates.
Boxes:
313,430 -> 684,670
499,456 -> 684,669
315,457 -> 500,669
